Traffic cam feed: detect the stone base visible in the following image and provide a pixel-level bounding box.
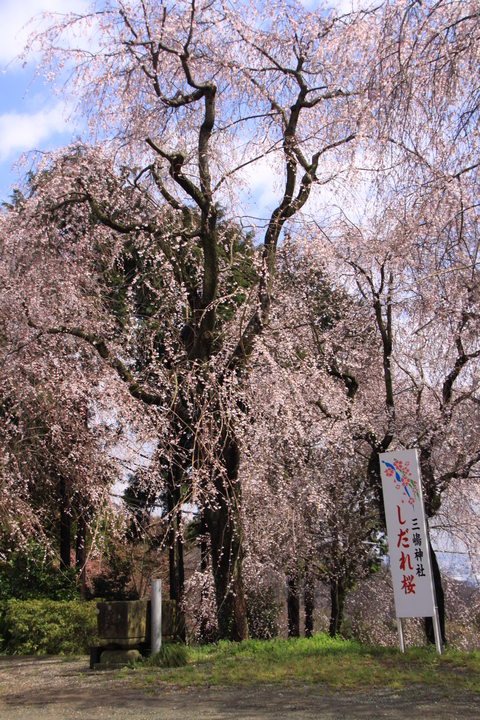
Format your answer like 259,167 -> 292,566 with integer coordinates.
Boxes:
90,646 -> 102,670
98,638 -> 145,649
90,645 -> 145,670
101,649 -> 140,664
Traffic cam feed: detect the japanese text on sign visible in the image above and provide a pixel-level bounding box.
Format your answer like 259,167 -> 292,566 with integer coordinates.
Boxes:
379,450 -> 436,618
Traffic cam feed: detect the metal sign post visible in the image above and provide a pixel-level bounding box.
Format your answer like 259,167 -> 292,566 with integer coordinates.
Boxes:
151,579 -> 162,653
397,617 -> 405,653
432,604 -> 443,655
379,449 -> 441,654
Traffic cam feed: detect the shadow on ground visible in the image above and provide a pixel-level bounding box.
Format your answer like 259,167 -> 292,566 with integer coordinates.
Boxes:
0,656 -> 478,720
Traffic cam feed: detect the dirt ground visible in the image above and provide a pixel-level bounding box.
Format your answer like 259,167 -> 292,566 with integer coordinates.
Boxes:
0,655 -> 479,720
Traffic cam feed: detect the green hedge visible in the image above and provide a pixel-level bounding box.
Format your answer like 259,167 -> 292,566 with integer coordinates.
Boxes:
0,548 -> 80,601
0,599 -> 98,655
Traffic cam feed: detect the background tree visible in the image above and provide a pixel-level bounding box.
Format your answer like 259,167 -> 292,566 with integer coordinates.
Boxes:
240,238 -> 384,637
310,154 -> 480,643
0,192 -> 128,593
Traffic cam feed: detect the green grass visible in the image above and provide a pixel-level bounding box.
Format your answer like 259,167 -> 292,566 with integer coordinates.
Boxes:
128,635 -> 480,694
143,643 -> 189,668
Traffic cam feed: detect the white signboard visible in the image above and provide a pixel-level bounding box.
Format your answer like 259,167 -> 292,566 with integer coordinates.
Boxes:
379,450 -> 436,618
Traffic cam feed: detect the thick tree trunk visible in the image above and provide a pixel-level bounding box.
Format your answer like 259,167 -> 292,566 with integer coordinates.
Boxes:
329,577 -> 346,637
205,433 -> 247,641
206,499 -> 247,641
177,508 -> 185,597
420,448 -> 447,646
304,571 -> 315,638
424,540 -> 446,645
176,506 -> 186,641
168,537 -> 177,601
200,511 -> 209,572
167,487 -> 178,603
287,572 -> 300,638
59,477 -> 71,570
198,510 -> 217,642
207,504 -> 247,640
366,444 -> 389,528
167,476 -> 186,641
75,514 -> 86,598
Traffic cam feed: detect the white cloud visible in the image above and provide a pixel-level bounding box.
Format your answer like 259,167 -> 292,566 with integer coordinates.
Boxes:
330,0 -> 373,11
238,155 -> 280,221
0,0 -> 90,66
0,106 -> 70,161
300,0 -> 376,11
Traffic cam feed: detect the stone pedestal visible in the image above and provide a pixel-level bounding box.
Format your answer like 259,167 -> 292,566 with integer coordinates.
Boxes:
90,599 -> 177,669
97,600 -> 149,649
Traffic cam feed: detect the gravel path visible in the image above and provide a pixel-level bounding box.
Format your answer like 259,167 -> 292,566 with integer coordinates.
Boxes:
0,656 -> 478,720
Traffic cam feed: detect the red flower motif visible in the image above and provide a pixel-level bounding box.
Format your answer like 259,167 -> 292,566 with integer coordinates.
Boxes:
385,467 -> 394,477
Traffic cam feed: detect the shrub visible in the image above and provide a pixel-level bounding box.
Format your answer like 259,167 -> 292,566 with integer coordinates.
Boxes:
144,643 -> 189,668
245,585 -> 280,640
88,554 -> 139,601
1,599 -> 98,655
183,569 -> 219,644
0,547 -> 80,601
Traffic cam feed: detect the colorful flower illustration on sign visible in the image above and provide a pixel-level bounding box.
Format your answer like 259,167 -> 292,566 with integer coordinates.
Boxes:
381,458 -> 420,508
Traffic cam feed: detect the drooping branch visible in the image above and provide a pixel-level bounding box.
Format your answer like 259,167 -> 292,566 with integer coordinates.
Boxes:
442,337 -> 480,408
350,260 -> 394,412
26,318 -> 165,406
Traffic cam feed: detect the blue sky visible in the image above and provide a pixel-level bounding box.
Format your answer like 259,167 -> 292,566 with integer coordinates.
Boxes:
0,0 -> 90,202
0,0 -> 358,204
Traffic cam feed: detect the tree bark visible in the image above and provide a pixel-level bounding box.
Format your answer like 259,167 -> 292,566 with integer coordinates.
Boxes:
75,513 -> 86,598
424,540 -> 446,645
167,485 -> 178,603
176,505 -> 186,641
329,577 -> 346,637
287,572 -> 300,638
166,475 -> 186,641
206,503 -> 247,640
200,511 -> 209,572
366,448 -> 387,528
304,571 -> 315,638
198,510 -> 217,642
205,433 -> 248,641
59,477 -> 71,570
420,448 -> 447,645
